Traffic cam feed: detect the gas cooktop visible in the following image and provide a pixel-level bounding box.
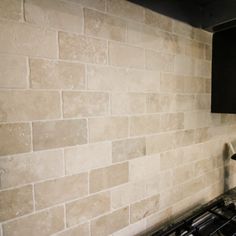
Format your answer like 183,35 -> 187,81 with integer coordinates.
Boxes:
150,199 -> 236,236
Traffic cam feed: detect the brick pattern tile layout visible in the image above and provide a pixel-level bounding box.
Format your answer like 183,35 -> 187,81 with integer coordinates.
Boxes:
0,0 -> 236,235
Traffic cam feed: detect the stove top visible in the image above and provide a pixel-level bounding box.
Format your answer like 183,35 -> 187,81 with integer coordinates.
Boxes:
151,199 -> 236,236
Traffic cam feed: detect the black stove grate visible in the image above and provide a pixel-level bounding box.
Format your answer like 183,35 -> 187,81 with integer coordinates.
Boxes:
151,199 -> 236,236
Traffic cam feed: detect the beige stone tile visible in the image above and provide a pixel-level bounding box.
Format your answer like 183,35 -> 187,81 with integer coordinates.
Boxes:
65,143 -> 111,175
195,158 -> 214,177
107,0 -> 144,22
66,192 -> 110,227
160,73 -> 185,93
30,59 -> 85,89
146,208 -> 172,230
159,94 -> 177,112
87,65 -> 160,92
173,164 -> 194,185
2,206 -> 64,236
59,32 -> 107,64
0,54 -> 27,88
146,50 -> 174,72
173,20 -> 194,39
0,150 -> 63,189
184,77 -> 206,93
111,182 -> 146,209
145,9 -> 172,31
63,91 -> 109,118
84,8 -> 126,41
194,128 -> 210,143
33,119 -> 87,151
0,21 -> 57,58
205,44 -> 212,61
68,0 -> 105,11
130,195 -> 160,223
195,60 -> 211,78
129,155 -> 160,182
146,133 -> 175,155
195,94 -> 211,110
174,130 -> 195,148
91,207 -> 129,236
113,219 -> 146,236
109,42 -> 145,69
176,94 -> 195,111
56,223 -> 89,236
0,185 -> 33,221
174,55 -> 195,76
89,117 -> 128,142
184,111 -> 211,129
89,163 -> 128,193
0,91 -> 61,122
160,149 -> 184,171
112,137 -> 146,163
0,0 -> 22,21
185,40 -> 205,59
194,28 -> 212,44
35,173 -> 88,209
25,0 -> 83,33
146,94 -> 160,113
163,33 -> 185,54
111,93 -> 146,115
0,123 -> 31,156
130,114 -> 160,136
160,113 -> 184,131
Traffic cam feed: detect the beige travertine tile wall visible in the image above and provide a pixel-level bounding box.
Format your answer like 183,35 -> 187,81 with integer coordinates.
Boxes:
1,0 -> 236,235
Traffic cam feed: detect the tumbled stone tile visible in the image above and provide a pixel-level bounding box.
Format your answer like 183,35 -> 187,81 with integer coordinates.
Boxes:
174,55 -> 195,76
112,137 -> 146,163
0,0 -> 22,21
0,123 -> 31,156
107,0 -> 144,22
0,150 -> 64,189
64,143 -> 111,175
63,91 -> 109,118
109,42 -> 145,69
2,206 -> 64,236
0,54 -> 27,88
25,0 -> 83,33
33,119 -> 87,151
91,207 -> 129,236
84,8 -> 126,41
56,223 -> 89,236
0,91 -> 61,122
66,192 -> 110,226
35,173 -> 88,209
89,163 -> 129,193
160,113 -> 184,131
89,117 -> 128,142
30,59 -> 85,89
130,195 -> 160,223
0,20 -> 57,58
59,32 -> 107,64
69,0 -> 105,11
0,185 -> 33,221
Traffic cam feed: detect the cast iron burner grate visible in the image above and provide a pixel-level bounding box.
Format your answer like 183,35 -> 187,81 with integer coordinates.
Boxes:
151,199 -> 236,236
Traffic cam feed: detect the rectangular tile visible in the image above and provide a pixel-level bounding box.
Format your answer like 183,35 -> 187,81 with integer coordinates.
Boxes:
35,173 -> 88,209
0,91 -> 61,122
89,163 -> 129,193
0,54 -> 27,88
59,32 -> 107,64
0,150 -> 64,189
112,137 -> 146,163
0,185 -> 33,222
129,114 -> 160,136
0,21 -> 57,58
33,119 -> 87,151
0,123 -> 31,156
89,117 -> 128,142
130,195 -> 160,223
111,93 -> 146,115
91,207 -> 129,236
30,59 -> 85,89
65,143 -> 111,175
160,113 -> 184,131
0,0 -> 22,20
25,0 -> 83,33
63,91 -> 109,118
56,223 -> 89,236
66,192 -> 110,227
109,42 -> 145,69
2,206 -> 64,236
84,8 -> 126,41
68,0 -> 105,11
